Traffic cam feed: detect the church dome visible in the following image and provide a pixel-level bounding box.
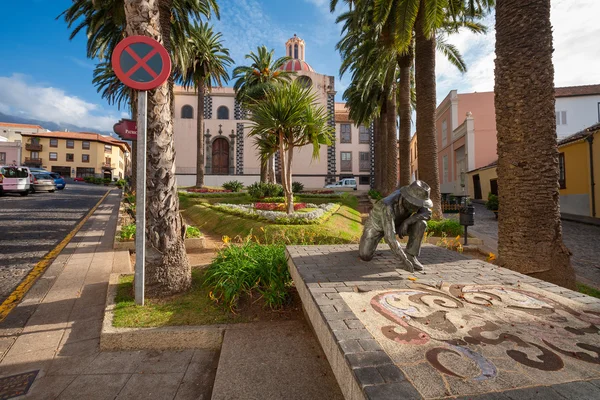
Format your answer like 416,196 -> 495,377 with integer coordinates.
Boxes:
280,59 -> 315,72
279,34 -> 315,72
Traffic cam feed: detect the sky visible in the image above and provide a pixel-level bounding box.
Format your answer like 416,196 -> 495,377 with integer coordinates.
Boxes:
0,0 -> 599,133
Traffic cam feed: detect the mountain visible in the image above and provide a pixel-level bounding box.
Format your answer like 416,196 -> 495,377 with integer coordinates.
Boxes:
0,112 -> 117,138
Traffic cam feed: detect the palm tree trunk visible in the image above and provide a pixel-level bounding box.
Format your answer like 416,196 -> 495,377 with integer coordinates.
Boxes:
124,0 -> 191,297
386,86 -> 398,195
196,83 -> 205,187
286,147 -> 294,214
415,2 -> 442,218
494,0 -> 575,288
278,132 -> 293,214
267,155 -> 276,184
379,105 -> 389,194
260,158 -> 267,182
398,52 -> 412,187
373,117 -> 382,192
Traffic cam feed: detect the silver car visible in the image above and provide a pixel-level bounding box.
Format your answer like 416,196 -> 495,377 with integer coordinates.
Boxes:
31,172 -> 57,193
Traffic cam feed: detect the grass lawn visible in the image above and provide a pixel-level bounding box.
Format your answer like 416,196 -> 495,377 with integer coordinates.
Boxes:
577,282 -> 600,299
113,270 -> 247,327
183,203 -> 363,244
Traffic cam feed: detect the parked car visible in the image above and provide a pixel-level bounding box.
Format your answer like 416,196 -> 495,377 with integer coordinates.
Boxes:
31,172 -> 57,193
0,166 -> 31,196
73,177 -> 85,182
324,178 -> 357,190
49,173 -> 66,190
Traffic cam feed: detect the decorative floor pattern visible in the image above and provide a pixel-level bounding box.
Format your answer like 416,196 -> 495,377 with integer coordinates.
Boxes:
342,283 -> 600,398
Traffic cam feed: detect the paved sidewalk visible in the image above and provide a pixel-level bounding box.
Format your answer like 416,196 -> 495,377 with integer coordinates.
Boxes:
0,190 -> 219,400
450,203 -> 600,288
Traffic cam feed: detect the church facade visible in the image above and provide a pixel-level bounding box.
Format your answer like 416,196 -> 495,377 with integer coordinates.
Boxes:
173,35 -> 374,189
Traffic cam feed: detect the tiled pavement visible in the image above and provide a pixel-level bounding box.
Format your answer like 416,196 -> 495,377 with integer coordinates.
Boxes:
449,203 -> 600,288
287,244 -> 600,400
0,191 -> 219,400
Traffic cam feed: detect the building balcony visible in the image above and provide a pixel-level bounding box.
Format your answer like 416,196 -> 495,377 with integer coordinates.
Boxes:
101,163 -> 115,170
25,143 -> 42,151
24,157 -> 43,166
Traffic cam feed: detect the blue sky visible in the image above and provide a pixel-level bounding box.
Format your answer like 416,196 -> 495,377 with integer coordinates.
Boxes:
1,0 -> 599,132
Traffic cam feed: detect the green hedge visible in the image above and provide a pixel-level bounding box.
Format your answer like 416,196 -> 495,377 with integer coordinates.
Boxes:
426,219 -> 463,237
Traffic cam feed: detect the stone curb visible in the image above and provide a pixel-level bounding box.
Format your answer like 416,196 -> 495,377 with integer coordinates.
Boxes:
100,273 -> 225,351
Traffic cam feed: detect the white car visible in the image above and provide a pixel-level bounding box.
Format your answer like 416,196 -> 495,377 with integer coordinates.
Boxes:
324,178 -> 357,190
0,166 -> 31,196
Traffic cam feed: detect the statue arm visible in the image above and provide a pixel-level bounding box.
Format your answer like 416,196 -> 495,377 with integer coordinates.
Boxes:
382,205 -> 410,264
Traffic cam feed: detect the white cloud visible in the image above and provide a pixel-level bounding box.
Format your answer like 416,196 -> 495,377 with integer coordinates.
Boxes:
0,74 -> 123,132
436,0 -> 600,102
213,0 -> 289,66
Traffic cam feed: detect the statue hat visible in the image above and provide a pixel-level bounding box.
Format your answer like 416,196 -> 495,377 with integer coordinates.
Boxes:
400,180 -> 433,208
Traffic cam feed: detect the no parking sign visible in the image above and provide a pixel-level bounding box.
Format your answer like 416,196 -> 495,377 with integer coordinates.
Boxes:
111,35 -> 172,306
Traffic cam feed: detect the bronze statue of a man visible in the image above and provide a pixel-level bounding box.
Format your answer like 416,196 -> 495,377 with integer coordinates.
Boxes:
359,180 -> 433,272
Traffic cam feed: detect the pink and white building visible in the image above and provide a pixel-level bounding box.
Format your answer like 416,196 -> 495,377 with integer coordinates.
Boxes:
431,84 -> 600,198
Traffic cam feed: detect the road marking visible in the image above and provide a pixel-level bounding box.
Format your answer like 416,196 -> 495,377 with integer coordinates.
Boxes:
0,189 -> 112,322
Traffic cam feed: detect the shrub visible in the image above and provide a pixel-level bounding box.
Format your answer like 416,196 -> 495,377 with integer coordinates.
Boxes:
222,180 -> 244,192
116,179 -> 127,189
486,193 -> 499,211
368,189 -> 383,200
103,178 -> 112,185
119,223 -> 136,241
125,194 -> 136,204
247,182 -> 284,199
93,177 -> 103,185
204,238 -> 291,309
186,226 -> 202,238
300,190 -> 334,195
292,181 -> 304,193
426,219 -> 463,237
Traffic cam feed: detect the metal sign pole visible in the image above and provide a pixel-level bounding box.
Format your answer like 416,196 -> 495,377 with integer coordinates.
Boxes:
135,90 -> 147,306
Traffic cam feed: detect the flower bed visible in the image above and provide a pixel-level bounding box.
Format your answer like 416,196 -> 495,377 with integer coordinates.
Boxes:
255,202 -> 307,211
211,202 -> 340,224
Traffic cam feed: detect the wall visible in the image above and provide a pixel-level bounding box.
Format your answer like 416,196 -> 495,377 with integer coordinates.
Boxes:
457,92 -> 497,170
0,125 -> 44,143
555,95 -> 600,139
467,166 -> 497,200
559,131 -> 600,217
336,121 -> 371,189
436,91 -> 455,193
0,142 -> 21,165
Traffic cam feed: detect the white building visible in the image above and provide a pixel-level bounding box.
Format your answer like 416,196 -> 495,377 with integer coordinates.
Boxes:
555,85 -> 600,139
0,122 -> 47,143
172,35 -> 373,189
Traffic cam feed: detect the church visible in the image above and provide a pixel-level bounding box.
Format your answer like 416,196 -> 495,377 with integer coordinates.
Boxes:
173,35 -> 374,189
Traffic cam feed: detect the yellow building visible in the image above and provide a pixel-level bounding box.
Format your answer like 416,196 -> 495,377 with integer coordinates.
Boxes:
556,124 -> 600,218
466,124 -> 600,220
20,131 -> 130,180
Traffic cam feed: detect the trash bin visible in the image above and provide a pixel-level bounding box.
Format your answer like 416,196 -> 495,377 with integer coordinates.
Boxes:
459,205 -> 475,244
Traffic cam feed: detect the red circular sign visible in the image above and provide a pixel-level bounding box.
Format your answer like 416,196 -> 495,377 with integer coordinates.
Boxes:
112,36 -> 171,91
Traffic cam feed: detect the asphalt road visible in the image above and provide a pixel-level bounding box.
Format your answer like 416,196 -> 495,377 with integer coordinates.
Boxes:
0,182 -> 108,304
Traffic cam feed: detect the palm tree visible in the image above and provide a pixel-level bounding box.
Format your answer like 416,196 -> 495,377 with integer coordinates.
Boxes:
248,82 -> 334,213
233,46 -> 294,183
60,0 -> 219,193
175,23 -> 233,187
494,0 -> 575,288
122,0 -> 190,297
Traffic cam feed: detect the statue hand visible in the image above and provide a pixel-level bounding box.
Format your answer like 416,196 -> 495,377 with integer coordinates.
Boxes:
399,221 -> 409,238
